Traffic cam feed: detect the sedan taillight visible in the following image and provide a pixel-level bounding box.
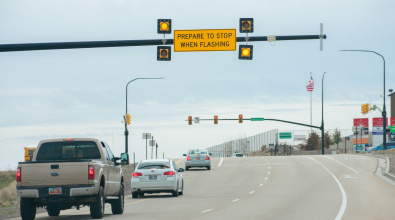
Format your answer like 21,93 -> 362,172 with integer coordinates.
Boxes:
164,171 -> 175,176
16,167 -> 21,182
132,172 -> 142,178
187,155 -> 190,161
206,155 -> 210,160
88,165 -> 95,179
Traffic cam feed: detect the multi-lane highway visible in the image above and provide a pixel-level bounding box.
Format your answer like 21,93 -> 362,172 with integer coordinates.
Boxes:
10,155 -> 395,220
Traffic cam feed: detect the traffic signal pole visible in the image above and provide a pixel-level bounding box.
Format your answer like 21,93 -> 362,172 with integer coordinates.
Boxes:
0,34 -> 326,52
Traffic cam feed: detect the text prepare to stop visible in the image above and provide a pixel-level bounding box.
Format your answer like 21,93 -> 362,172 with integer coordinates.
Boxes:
176,32 -> 233,40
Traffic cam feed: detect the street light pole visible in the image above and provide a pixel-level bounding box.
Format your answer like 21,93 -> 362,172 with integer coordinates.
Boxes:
125,77 -> 164,154
321,72 -> 326,155
340,50 -> 387,150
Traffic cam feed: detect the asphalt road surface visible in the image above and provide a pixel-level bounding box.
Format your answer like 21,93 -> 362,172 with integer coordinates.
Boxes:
10,155 -> 395,220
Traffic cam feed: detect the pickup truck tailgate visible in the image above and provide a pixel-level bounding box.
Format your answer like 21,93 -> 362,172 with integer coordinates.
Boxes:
20,162 -> 90,187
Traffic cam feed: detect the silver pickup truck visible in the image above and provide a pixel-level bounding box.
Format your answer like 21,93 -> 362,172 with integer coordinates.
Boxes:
16,138 -> 127,220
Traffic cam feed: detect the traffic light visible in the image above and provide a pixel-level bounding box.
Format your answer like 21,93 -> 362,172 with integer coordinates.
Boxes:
157,19 -> 171,34
126,114 -> 131,125
361,103 -> 370,115
239,45 -> 253,60
188,116 -> 192,125
239,18 -> 254,33
214,115 -> 218,124
157,46 -> 171,61
239,114 -> 243,123
345,137 -> 350,141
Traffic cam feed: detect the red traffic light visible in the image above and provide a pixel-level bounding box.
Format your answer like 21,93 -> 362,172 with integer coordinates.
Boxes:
239,114 -> 243,123
188,116 -> 192,125
214,115 -> 218,124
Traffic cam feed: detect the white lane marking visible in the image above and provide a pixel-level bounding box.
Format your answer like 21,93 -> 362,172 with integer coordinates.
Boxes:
264,177 -> 268,180
267,171 -> 271,175
268,166 -> 271,169
232,199 -> 240,203
249,191 -> 255,194
340,175 -> 357,179
259,183 -> 264,186
201,209 -> 213,213
218,157 -> 224,167
306,156 -> 347,220
324,156 -> 359,174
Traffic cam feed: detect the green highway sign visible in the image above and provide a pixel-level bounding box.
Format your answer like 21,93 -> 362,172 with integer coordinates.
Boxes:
250,118 -> 264,121
391,126 -> 395,132
279,132 -> 292,139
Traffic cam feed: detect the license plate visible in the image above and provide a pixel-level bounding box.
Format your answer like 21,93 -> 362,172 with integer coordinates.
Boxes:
196,157 -> 200,160
49,187 -> 62,195
149,175 -> 157,180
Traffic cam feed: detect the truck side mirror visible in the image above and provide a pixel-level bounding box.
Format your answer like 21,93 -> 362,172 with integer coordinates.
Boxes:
121,153 -> 129,165
182,154 -> 187,157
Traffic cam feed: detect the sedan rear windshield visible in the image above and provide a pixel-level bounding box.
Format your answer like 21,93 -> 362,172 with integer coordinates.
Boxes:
189,149 -> 208,155
36,141 -> 101,161
138,162 -> 171,169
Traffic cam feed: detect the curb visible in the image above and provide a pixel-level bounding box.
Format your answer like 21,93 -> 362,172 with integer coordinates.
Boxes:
367,155 -> 395,181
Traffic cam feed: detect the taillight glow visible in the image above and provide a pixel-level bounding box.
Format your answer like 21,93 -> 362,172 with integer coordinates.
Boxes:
187,155 -> 190,161
206,155 -> 210,160
88,165 -> 95,179
132,172 -> 142,178
164,171 -> 175,176
16,167 -> 21,182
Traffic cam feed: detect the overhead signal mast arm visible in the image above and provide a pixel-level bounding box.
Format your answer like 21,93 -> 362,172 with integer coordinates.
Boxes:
0,35 -> 326,52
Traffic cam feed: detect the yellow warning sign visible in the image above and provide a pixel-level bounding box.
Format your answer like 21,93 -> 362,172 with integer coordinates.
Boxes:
174,29 -> 236,52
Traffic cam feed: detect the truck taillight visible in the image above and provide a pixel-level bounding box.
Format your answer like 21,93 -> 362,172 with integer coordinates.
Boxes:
164,171 -> 175,176
206,155 -> 210,160
88,165 -> 95,179
187,155 -> 190,161
132,172 -> 142,178
16,167 -> 21,182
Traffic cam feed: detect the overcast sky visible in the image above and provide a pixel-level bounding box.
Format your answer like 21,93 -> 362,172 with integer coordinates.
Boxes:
1,0 -> 394,170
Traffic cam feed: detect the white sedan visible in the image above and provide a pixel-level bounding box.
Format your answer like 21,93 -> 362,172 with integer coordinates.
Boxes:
131,159 -> 184,198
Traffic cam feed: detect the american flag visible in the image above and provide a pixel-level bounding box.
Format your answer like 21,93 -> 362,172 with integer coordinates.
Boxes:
306,76 -> 314,91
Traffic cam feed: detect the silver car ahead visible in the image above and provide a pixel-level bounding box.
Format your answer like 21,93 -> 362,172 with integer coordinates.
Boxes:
183,149 -> 211,170
131,159 -> 184,198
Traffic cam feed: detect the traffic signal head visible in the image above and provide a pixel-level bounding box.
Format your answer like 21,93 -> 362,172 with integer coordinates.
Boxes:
239,45 -> 253,60
239,114 -> 243,123
188,116 -> 192,125
345,137 -> 350,140
239,18 -> 254,33
214,115 -> 218,124
126,114 -> 131,125
157,46 -> 171,61
157,19 -> 171,34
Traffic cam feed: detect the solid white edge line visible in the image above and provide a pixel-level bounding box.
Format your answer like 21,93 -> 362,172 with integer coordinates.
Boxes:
306,156 -> 347,220
218,157 -> 224,166
201,209 -> 213,213
249,191 -> 255,194
324,156 -> 359,174
232,199 -> 240,203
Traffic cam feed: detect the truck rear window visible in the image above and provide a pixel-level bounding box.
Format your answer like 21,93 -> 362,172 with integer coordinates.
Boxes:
36,141 -> 101,161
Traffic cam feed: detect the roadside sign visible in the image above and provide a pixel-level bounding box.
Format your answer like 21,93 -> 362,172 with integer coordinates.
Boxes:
149,140 -> 156,146
279,132 -> 292,139
174,29 -> 236,52
250,118 -> 264,121
391,126 -> 395,132
142,133 -> 152,139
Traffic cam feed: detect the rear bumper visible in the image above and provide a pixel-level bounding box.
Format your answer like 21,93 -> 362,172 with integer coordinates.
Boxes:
131,180 -> 177,193
185,160 -> 211,167
17,185 -> 95,198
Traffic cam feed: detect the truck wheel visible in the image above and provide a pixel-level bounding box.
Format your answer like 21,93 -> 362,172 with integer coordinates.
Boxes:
111,184 -> 124,214
90,186 -> 105,219
131,191 -> 138,198
20,198 -> 36,220
207,166 -> 211,170
47,205 -> 60,216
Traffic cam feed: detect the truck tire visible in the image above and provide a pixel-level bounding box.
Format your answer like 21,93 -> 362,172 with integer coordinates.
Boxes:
111,184 -> 124,214
90,186 -> 105,219
46,205 -> 60,216
131,191 -> 138,198
20,198 -> 36,220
